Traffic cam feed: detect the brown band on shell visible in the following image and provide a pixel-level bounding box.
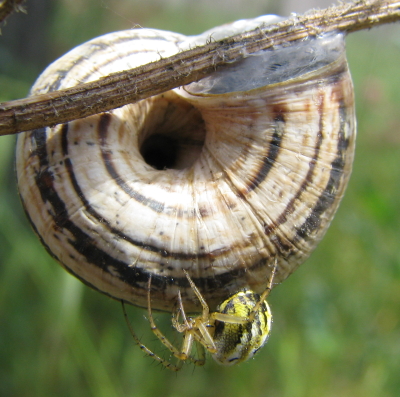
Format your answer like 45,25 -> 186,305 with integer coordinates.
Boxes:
16,26 -> 356,312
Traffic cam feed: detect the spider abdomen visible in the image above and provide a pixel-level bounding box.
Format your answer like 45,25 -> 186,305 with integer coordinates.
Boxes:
212,290 -> 272,365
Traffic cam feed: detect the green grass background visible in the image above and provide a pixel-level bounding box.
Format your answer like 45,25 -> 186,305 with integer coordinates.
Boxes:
1,1 -> 400,396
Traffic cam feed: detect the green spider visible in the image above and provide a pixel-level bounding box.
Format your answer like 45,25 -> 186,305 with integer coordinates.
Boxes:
122,264 -> 276,371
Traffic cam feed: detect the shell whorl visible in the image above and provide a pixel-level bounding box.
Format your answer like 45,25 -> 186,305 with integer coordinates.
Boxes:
16,18 -> 356,312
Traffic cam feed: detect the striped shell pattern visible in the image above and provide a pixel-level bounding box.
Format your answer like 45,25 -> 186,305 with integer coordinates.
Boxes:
16,16 -> 356,312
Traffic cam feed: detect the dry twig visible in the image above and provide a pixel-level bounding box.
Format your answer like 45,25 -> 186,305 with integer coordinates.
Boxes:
0,0 -> 26,24
1,0 -> 400,136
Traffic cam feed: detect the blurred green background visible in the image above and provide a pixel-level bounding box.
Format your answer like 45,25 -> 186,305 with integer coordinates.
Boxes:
1,1 -> 400,396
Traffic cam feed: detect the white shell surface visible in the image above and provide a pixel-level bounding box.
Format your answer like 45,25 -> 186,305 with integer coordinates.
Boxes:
16,20 -> 356,312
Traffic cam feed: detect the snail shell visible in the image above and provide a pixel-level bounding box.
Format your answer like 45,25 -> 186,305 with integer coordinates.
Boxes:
16,17 -> 356,312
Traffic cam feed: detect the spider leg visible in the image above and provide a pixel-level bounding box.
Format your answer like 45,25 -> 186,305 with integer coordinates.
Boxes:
182,270 -> 217,354
174,290 -> 208,365
192,320 -> 217,354
146,276 -> 187,361
248,258 -> 278,322
146,276 -> 206,367
194,340 -> 206,365
183,270 -> 210,320
174,290 -> 190,332
210,312 -> 249,324
121,301 -> 181,372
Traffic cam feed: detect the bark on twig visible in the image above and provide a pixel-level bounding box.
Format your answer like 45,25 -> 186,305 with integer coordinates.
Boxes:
0,0 -> 26,24
1,0 -> 400,136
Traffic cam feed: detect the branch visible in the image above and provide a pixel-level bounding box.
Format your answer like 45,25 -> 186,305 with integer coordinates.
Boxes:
0,0 -> 26,24
1,0 -> 400,136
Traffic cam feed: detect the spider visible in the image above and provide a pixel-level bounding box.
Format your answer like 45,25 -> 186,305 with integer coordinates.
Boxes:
122,263 -> 276,371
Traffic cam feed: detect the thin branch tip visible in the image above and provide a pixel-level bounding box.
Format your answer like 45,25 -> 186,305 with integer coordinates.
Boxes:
1,0 -> 400,136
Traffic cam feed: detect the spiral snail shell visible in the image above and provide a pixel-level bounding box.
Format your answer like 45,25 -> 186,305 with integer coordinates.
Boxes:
16,16 -> 356,312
